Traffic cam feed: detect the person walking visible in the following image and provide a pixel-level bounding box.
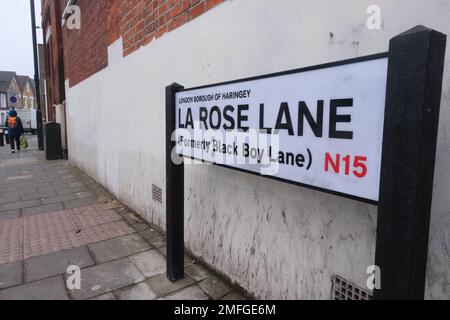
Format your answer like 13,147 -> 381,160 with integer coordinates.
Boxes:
4,109 -> 24,154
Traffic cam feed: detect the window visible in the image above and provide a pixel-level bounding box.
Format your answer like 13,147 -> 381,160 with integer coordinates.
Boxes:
0,93 -> 6,109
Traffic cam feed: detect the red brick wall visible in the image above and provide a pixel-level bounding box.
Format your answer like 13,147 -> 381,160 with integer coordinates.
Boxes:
121,0 -> 224,56
60,0 -> 225,87
63,0 -> 112,87
107,0 -> 124,44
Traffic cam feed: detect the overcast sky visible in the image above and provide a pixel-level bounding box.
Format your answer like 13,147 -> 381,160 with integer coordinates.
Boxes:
0,0 -> 43,77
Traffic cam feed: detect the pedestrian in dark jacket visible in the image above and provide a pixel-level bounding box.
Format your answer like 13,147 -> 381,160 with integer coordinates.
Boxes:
4,109 -> 24,153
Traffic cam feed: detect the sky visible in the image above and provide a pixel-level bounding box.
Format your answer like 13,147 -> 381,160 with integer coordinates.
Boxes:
0,0 -> 43,77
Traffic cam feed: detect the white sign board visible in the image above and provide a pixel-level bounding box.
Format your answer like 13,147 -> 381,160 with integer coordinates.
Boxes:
175,56 -> 388,202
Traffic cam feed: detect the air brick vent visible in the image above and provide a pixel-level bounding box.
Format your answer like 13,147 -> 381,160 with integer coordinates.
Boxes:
152,184 -> 163,204
332,276 -> 372,300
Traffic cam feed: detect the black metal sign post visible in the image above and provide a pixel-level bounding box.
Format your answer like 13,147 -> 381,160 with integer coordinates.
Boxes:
374,26 -> 446,300
165,26 -> 447,298
166,83 -> 185,282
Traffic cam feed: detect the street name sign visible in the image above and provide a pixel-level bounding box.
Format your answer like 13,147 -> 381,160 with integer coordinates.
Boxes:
175,55 -> 388,203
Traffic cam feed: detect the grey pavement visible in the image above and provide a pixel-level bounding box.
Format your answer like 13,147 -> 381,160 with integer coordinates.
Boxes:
0,135 -> 248,300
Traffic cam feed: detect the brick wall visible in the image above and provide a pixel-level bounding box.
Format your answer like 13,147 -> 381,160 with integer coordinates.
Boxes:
120,0 -> 225,56
61,0 -> 225,87
63,0 -> 111,87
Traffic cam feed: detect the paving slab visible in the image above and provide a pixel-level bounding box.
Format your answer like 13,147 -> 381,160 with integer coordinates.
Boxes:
0,210 -> 20,221
88,233 -> 151,263
0,261 -> 22,290
120,211 -> 143,226
163,285 -> 210,300
90,292 -> 116,300
24,247 -> 95,283
118,282 -> 158,300
147,273 -> 195,296
220,292 -> 247,300
37,186 -> 55,193
75,191 -> 96,199
0,194 -> 21,204
80,221 -> 135,244
21,203 -> 64,217
41,194 -> 78,205
68,182 -> 84,188
71,208 -> 122,228
21,189 -> 56,201
0,218 -> 23,265
23,232 -> 85,261
0,275 -> 69,300
6,174 -> 34,181
129,250 -> 166,278
157,247 -> 193,267
0,199 -> 40,212
57,186 -> 89,196
63,197 -> 98,209
68,258 -> 145,300
133,223 -> 149,232
51,181 -> 71,189
185,264 -> 214,282
33,180 -> 53,187
140,229 -> 166,248
2,186 -> 37,196
198,276 -> 232,300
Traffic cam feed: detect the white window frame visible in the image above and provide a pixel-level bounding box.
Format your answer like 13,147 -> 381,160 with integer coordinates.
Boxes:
0,93 -> 6,109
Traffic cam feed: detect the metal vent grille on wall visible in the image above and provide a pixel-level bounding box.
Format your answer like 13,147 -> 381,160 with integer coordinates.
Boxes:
152,184 -> 163,203
332,276 -> 372,300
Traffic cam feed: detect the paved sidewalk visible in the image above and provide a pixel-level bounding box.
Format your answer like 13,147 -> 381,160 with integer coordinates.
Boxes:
0,135 -> 246,300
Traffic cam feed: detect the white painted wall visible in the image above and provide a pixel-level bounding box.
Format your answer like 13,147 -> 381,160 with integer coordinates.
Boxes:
66,0 -> 450,299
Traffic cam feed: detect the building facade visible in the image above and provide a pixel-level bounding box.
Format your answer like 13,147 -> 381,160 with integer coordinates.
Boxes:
0,72 -> 14,111
41,0 -> 450,299
16,76 -> 36,109
0,71 -> 21,110
0,72 -> 37,125
0,72 -> 36,111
